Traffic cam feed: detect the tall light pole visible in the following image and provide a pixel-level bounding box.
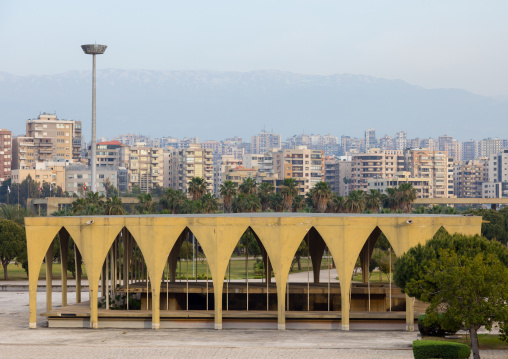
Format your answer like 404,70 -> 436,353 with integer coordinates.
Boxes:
81,44 -> 107,193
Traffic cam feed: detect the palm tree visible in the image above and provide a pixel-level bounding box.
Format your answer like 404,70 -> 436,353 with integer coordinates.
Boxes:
311,182 -> 332,213
269,193 -> 284,212
0,204 -> 32,225
238,177 -> 257,195
71,198 -> 87,214
258,182 -> 274,212
135,193 -> 155,214
160,188 -> 187,214
292,195 -> 306,212
329,195 -> 346,213
188,177 -> 207,201
397,183 -> 417,213
104,196 -> 125,215
232,193 -> 261,213
345,190 -> 366,213
220,181 -> 237,213
200,193 -> 219,214
280,178 -> 298,212
385,187 -> 400,212
365,189 -> 382,213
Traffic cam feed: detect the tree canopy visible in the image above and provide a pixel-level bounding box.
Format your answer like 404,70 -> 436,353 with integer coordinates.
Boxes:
0,219 -> 26,280
394,232 -> 508,359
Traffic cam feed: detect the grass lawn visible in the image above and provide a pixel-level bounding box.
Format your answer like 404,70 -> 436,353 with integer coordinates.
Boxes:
1,256 -> 331,281
0,262 -> 88,281
173,256 -> 331,280
422,334 -> 508,350
352,271 -> 393,283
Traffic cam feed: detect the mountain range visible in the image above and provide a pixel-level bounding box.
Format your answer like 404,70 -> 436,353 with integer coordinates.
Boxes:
1,69 -> 507,141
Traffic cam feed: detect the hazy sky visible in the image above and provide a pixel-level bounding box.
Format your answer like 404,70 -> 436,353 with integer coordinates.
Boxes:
1,1 -> 508,96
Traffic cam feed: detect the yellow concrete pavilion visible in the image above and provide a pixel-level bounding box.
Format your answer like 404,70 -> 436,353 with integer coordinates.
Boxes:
25,213 -> 482,331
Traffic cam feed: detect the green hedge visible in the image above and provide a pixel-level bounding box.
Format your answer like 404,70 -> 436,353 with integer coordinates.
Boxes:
418,315 -> 460,337
413,340 -> 470,359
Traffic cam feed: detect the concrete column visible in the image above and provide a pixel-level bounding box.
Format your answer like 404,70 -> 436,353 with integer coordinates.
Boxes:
360,229 -> 379,283
341,285 -> 350,331
406,294 -> 415,331
60,231 -> 69,307
151,282 -> 161,330
214,281 -> 223,330
123,230 -> 128,286
90,281 -> 99,329
28,257 -> 40,328
277,277 -> 287,330
75,246 -> 82,304
45,244 -> 53,312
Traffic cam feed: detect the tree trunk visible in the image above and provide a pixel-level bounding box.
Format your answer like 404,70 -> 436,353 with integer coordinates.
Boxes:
296,256 -> 301,271
470,326 -> 481,359
2,261 -> 8,280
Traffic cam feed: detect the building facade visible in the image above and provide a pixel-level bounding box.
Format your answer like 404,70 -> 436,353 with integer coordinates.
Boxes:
0,129 -> 12,183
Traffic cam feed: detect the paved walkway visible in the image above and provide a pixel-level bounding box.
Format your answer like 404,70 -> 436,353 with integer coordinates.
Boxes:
1,292 -> 507,358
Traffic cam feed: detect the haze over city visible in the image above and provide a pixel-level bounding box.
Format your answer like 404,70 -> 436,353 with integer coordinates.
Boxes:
2,1 -> 508,139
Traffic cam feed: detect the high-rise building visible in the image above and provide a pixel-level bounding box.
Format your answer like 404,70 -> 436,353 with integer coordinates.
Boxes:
351,149 -> 405,191
0,129 -> 12,184
251,130 -> 281,155
272,146 -> 324,196
461,140 -> 478,162
444,140 -> 461,162
483,149 -> 508,199
478,138 -> 503,158
12,114 -> 82,169
438,135 -> 454,152
395,131 -> 407,151
404,149 -> 449,198
379,135 -> 395,150
364,129 -> 377,150
419,138 -> 438,151
167,144 -> 213,196
122,145 -> 164,193
367,172 -> 432,198
453,159 -> 488,198
213,155 -> 242,195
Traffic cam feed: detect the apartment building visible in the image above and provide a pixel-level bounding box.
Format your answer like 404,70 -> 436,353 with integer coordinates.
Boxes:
364,129 -> 377,150
65,165 -> 122,196
453,159 -> 488,198
213,155 -> 242,195
478,138 -> 504,158
461,140 -> 478,162
272,146 -> 324,196
121,146 -> 163,193
167,144 -> 213,196
12,114 -> 82,169
395,131 -> 407,151
404,149 -> 449,198
11,161 -> 66,189
351,149 -> 405,191
223,166 -> 258,189
367,172 -> 431,198
251,130 -> 281,155
0,129 -> 12,183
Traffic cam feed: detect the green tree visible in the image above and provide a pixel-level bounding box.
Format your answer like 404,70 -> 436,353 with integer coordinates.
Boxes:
394,233 -> 508,359
269,192 -> 284,212
329,195 -> 345,213
135,193 -> 156,214
200,193 -> 219,214
232,193 -> 261,213
220,181 -> 237,213
365,189 -> 382,212
188,177 -> 207,201
238,177 -> 257,196
280,178 -> 298,212
104,196 -> 125,215
258,182 -> 274,212
159,188 -> 187,214
397,183 -> 417,213
310,182 -> 332,213
0,204 -> 33,226
345,190 -> 366,213
0,219 -> 26,280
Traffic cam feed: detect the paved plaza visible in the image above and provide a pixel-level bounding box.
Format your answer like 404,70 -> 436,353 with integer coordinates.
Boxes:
0,291 -> 507,358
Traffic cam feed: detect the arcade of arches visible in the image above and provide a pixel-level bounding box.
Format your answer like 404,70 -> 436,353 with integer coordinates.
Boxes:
25,214 -> 481,331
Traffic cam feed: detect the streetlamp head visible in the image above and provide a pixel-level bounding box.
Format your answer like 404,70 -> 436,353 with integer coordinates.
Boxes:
81,44 -> 107,55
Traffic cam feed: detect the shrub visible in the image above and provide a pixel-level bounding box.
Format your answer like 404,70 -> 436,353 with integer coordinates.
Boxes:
413,340 -> 470,359
418,314 -> 459,337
